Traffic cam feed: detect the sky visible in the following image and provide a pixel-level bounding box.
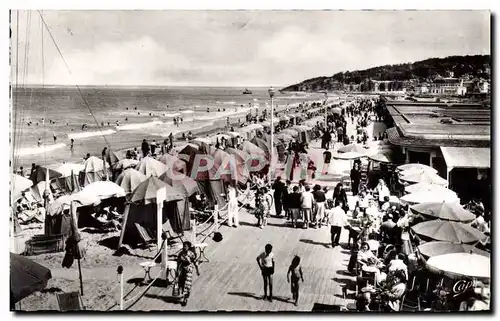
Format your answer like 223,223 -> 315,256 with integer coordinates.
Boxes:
10,10 -> 490,87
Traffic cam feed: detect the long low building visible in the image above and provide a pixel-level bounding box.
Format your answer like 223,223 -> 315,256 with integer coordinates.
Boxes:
384,100 -> 491,207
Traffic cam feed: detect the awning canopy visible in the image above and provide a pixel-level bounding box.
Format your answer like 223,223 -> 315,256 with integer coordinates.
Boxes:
440,147 -> 490,169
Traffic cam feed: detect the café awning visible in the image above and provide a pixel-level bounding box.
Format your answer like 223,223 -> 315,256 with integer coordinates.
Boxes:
440,147 -> 490,169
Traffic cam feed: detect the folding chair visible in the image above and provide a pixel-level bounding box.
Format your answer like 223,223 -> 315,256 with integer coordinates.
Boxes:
56,292 -> 85,312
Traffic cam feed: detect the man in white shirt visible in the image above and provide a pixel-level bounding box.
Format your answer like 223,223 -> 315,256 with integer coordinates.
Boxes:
330,200 -> 347,247
300,186 -> 314,229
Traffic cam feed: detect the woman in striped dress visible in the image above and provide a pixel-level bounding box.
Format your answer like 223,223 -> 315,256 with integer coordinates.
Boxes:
176,241 -> 200,306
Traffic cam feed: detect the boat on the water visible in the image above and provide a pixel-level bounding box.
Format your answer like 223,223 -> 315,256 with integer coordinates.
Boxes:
243,88 -> 252,95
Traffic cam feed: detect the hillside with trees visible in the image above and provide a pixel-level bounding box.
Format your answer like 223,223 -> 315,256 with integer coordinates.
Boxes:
281,55 -> 490,92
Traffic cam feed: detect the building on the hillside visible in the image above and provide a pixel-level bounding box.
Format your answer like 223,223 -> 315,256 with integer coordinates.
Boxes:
384,101 -> 491,207
427,77 -> 466,96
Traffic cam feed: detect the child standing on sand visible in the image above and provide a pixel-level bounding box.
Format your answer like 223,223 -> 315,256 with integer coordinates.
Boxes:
287,255 -> 304,306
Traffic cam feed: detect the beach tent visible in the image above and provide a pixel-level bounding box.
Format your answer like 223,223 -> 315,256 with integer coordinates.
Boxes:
280,128 -> 300,138
250,137 -> 277,159
81,181 -> 126,201
50,163 -> 84,194
119,176 -> 186,247
290,125 -> 312,143
105,149 -> 124,166
159,172 -> 199,231
135,156 -> 167,177
178,145 -> 227,207
113,158 -> 139,171
80,156 -> 111,186
45,191 -> 101,236
239,141 -> 269,175
11,174 -> 33,201
237,123 -> 264,140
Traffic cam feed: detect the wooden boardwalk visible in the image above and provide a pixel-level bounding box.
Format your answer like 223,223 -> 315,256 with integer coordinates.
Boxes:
128,208 -> 355,312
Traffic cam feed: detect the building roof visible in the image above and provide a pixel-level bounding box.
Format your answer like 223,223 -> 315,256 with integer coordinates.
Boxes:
387,127 -> 490,148
440,147 -> 490,169
385,101 -> 490,148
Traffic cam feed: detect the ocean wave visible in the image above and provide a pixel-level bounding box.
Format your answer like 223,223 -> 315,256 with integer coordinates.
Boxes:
181,110 -> 195,114
16,143 -> 66,157
116,121 -> 163,131
68,129 -> 116,140
222,101 -> 237,105
163,113 -> 181,118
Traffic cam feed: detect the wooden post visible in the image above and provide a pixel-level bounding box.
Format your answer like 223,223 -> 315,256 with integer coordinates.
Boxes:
192,217 -> 197,245
161,232 -> 168,280
117,266 -> 124,310
71,201 -> 84,296
117,204 -> 130,248
214,203 -> 219,232
156,188 -> 166,252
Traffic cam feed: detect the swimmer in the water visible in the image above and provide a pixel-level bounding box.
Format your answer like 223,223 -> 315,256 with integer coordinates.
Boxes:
138,112 -> 140,115
126,107 -> 128,110
207,108 -> 210,113
134,107 -> 137,110
218,108 -> 221,112
70,139 -> 74,150
37,138 -> 42,147
53,133 -> 57,143
125,117 -> 128,121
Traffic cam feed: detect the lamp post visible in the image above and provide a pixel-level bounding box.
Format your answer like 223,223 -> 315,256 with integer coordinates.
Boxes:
324,91 -> 328,130
268,86 -> 276,183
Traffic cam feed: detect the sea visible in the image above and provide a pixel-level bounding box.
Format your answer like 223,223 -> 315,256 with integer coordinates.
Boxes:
11,86 -> 326,168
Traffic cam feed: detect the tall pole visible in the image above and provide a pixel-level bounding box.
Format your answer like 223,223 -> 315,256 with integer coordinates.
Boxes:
324,92 -> 328,130
268,87 -> 276,183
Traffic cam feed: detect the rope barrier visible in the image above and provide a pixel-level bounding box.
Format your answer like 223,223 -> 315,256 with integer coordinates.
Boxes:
123,270 -> 163,311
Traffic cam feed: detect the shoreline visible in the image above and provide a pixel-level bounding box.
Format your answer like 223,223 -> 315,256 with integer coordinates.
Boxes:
13,100 -> 318,169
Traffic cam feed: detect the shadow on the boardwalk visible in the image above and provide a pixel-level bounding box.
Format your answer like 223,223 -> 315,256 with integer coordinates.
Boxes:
144,293 -> 182,305
336,270 -> 355,277
300,239 -> 330,248
227,292 -> 292,304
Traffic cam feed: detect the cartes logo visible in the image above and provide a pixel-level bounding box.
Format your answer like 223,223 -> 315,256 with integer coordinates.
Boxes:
452,280 -> 475,297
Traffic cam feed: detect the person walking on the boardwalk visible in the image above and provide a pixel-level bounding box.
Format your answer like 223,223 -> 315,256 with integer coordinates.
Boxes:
272,176 -> 286,218
257,244 -> 275,302
176,241 -> 200,306
287,255 -> 304,306
330,199 -> 348,247
300,185 -> 314,229
226,183 -> 239,227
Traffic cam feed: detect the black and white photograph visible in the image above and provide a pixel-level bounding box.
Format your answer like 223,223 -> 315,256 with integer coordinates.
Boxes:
9,8 -> 491,312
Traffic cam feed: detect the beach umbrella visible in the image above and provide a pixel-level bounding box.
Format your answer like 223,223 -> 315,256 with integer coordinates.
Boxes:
113,158 -> 139,171
158,154 -> 186,173
280,128 -> 299,137
192,137 -> 212,146
225,147 -> 249,164
239,140 -> 266,157
292,125 -> 312,132
400,170 -> 447,186
11,174 -> 33,201
412,220 -> 487,244
401,191 -> 459,205
330,107 -> 342,114
280,115 -> 290,121
129,176 -> 184,204
251,137 -> 275,155
275,133 -> 294,142
226,132 -> 241,138
135,156 -> 167,177
159,171 -> 199,197
10,253 -> 52,303
81,181 -> 126,200
405,182 -> 456,195
171,143 -> 198,155
29,166 -> 62,185
47,192 -> 101,216
83,156 -> 109,173
115,168 -> 147,195
337,143 -> 368,154
332,151 -> 365,160
368,152 -> 392,163
106,149 -> 124,166
397,163 -> 437,174
417,241 -> 490,259
410,202 -> 475,222
52,163 -> 85,178
426,253 -> 490,279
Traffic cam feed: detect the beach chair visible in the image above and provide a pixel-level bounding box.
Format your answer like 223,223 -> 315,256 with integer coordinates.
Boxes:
134,223 -> 155,248
56,291 -> 85,311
